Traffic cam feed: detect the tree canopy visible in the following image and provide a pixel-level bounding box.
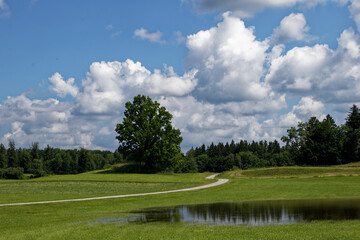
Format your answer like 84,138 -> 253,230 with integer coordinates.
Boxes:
115,95 -> 182,171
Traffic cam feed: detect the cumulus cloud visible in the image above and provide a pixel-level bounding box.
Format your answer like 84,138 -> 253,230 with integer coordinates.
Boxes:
266,28 -> 360,103
145,67 -> 198,96
0,0 -> 10,18
0,95 -> 74,147
48,72 -> 78,98
270,13 -> 311,44
76,60 -> 198,114
259,97 -> 326,142
134,27 -> 165,43
159,96 -> 277,149
266,44 -> 332,92
0,94 -> 117,149
279,97 -> 325,127
184,12 -> 286,116
349,0 -> 360,32
186,12 -> 272,103
0,95 -> 70,125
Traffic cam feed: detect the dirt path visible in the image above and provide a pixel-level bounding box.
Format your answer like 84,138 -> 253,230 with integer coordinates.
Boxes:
205,173 -> 220,179
0,175 -> 228,207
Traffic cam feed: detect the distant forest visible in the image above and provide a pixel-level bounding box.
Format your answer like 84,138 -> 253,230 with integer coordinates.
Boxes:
175,105 -> 360,173
1,105 -> 360,179
0,143 -> 123,179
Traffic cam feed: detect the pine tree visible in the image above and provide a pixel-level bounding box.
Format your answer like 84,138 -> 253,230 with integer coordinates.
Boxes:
343,105 -> 360,163
0,143 -> 7,168
7,140 -> 18,168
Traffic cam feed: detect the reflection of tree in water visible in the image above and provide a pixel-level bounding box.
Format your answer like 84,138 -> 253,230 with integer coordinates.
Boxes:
130,208 -> 183,223
186,202 -> 290,225
126,199 -> 360,225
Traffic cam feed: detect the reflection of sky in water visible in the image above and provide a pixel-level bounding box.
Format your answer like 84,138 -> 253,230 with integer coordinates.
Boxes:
92,198 -> 360,226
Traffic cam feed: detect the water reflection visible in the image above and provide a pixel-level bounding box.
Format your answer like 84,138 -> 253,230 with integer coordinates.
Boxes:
96,198 -> 360,226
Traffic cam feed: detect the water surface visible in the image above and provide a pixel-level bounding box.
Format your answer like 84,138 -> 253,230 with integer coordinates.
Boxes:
95,198 -> 360,226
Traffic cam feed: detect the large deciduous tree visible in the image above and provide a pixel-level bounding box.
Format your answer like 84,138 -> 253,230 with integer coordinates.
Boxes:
282,115 -> 345,165
115,95 -> 182,171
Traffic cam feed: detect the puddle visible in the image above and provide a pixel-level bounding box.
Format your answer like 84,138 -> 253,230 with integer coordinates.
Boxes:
94,198 -> 360,226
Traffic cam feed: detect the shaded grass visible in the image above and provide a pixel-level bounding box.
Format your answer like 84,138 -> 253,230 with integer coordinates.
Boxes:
223,166 -> 360,178
1,169 -> 360,239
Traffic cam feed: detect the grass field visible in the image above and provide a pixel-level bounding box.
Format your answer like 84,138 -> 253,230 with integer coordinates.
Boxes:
223,165 -> 360,178
1,166 -> 360,239
0,170 -> 211,204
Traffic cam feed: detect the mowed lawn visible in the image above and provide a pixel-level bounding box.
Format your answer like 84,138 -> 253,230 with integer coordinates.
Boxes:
1,166 -> 360,239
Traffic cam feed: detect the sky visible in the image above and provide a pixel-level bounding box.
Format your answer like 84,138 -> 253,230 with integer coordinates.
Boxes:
0,0 -> 360,151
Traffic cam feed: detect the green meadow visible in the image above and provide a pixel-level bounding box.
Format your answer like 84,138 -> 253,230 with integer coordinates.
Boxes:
1,166 -> 360,239
0,170 -> 211,204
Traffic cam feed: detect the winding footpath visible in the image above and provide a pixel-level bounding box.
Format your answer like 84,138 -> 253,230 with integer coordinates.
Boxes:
0,174 -> 228,207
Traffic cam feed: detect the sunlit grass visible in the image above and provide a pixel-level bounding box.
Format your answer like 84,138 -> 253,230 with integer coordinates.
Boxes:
0,170 -> 212,204
1,167 -> 360,239
223,166 -> 360,178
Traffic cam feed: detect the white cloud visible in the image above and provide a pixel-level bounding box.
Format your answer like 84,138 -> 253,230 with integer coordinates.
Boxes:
270,13 -> 311,44
134,27 -> 165,43
266,44 -> 332,92
159,95 -> 276,148
0,95 -> 69,124
76,59 -> 197,115
292,96 -> 325,118
266,28 -> 360,103
48,72 -> 78,98
278,97 -> 325,128
145,66 -> 198,96
0,0 -> 10,18
349,0 -> 360,32
186,12 -> 272,103
0,94 -> 116,149
260,97 -> 325,140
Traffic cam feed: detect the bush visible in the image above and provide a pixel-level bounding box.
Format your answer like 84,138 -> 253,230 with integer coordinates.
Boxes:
30,169 -> 47,178
0,167 -> 24,179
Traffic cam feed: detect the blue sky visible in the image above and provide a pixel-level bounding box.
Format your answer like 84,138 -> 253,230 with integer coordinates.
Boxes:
0,0 -> 360,151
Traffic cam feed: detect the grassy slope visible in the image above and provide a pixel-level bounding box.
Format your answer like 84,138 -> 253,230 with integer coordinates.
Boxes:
1,167 -> 360,239
223,165 -> 360,178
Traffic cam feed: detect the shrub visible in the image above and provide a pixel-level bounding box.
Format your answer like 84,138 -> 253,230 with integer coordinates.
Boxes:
0,167 -> 24,179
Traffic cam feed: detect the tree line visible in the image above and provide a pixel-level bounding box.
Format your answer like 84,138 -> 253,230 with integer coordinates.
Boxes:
2,94 -> 360,178
175,105 -> 360,173
0,143 -> 123,179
